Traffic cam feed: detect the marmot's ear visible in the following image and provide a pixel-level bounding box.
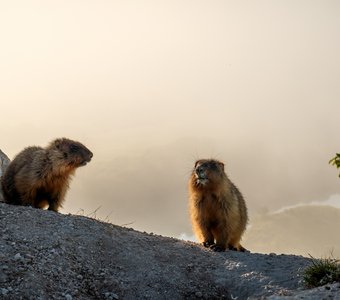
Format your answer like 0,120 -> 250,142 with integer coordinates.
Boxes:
218,162 -> 225,171
194,160 -> 201,168
54,139 -> 62,149
54,138 -> 68,152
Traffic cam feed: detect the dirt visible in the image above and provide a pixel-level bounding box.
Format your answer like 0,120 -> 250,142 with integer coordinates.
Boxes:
1,203 -> 338,299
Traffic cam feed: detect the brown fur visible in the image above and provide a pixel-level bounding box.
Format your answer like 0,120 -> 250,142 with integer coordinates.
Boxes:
188,159 -> 248,251
1,138 -> 93,212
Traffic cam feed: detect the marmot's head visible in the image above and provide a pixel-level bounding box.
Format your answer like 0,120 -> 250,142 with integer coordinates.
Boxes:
49,138 -> 93,168
191,159 -> 225,188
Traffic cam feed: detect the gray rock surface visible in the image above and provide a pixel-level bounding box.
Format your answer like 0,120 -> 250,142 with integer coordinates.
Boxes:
0,202 -> 338,299
0,149 -> 10,177
0,149 -> 10,202
268,282 -> 340,299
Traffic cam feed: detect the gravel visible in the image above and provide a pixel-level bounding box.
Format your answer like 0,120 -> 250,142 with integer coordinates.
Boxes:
0,203 -> 338,299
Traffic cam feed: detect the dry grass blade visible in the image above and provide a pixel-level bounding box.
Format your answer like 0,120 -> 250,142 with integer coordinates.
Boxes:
303,254 -> 340,288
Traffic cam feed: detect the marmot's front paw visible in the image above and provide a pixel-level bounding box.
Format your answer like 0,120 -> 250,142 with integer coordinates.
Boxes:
202,241 -> 215,248
210,244 -> 225,252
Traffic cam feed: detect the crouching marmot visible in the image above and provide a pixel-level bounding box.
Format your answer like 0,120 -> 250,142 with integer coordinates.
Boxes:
1,138 -> 93,212
188,159 -> 248,251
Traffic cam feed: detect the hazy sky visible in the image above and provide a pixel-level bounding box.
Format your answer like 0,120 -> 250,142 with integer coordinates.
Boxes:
1,1 -> 339,238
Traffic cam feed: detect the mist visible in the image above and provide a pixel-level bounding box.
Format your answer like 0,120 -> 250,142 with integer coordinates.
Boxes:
1,1 -> 340,253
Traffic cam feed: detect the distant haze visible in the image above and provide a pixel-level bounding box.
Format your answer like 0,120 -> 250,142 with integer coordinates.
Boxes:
243,204 -> 340,257
1,1 -> 339,254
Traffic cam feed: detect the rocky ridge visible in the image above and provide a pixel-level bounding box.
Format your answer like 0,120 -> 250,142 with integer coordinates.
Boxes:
0,202 -> 335,300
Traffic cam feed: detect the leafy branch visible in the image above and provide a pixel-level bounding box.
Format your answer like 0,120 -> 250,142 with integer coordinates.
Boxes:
329,153 -> 340,177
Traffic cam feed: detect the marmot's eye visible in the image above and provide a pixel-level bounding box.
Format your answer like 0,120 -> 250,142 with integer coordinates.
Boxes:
69,145 -> 79,153
196,166 -> 204,173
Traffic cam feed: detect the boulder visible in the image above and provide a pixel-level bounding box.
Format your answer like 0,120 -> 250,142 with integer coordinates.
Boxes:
0,149 -> 10,201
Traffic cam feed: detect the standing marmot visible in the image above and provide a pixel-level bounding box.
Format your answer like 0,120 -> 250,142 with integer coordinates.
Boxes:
1,138 -> 93,212
188,159 -> 248,251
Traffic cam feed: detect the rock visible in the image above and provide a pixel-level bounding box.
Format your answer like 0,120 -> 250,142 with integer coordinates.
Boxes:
195,291 -> 203,298
64,294 -> 73,300
104,292 -> 119,300
0,149 -> 10,202
13,253 -> 23,261
1,288 -> 9,296
0,149 -> 10,177
0,202 -> 323,299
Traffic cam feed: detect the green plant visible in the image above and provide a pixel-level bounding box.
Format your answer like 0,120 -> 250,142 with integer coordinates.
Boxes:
303,255 -> 340,288
329,153 -> 340,177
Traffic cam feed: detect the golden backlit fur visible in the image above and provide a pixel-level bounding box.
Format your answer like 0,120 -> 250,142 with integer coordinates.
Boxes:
188,159 -> 248,251
1,138 -> 93,212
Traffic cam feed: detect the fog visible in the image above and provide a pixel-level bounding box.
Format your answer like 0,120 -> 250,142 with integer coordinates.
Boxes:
1,1 -> 340,247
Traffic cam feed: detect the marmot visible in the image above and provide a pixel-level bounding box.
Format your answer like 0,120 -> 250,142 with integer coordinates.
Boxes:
188,159 -> 248,252
1,138 -> 93,212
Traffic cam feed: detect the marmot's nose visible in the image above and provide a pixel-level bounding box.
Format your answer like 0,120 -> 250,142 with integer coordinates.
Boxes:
87,152 -> 93,161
